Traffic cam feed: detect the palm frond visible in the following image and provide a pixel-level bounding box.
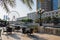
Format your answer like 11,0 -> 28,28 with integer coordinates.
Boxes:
0,0 -> 9,12
21,0 -> 34,9
3,2 -> 9,12
26,0 -> 32,9
0,0 -> 15,12
29,0 -> 34,4
7,0 -> 16,7
21,0 -> 25,3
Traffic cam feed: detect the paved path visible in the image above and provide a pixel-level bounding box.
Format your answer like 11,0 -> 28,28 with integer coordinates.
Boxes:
1,32 -> 60,40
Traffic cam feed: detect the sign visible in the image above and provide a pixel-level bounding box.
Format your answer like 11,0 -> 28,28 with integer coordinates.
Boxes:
40,0 -> 44,3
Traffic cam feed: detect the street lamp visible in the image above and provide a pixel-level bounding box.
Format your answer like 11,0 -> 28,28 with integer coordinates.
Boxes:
37,8 -> 45,26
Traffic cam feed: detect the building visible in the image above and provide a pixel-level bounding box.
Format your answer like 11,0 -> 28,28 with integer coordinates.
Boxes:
58,0 -> 60,9
37,0 -> 41,9
42,9 -> 60,18
40,0 -> 53,11
17,16 -> 28,21
15,16 -> 28,24
37,0 -> 58,11
3,15 -> 9,21
53,0 -> 58,10
27,12 -> 38,20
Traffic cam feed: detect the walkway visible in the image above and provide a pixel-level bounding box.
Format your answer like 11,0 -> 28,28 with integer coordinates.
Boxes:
1,32 -> 60,40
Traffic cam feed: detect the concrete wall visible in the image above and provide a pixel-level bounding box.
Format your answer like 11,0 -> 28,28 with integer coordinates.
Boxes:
27,12 -> 38,20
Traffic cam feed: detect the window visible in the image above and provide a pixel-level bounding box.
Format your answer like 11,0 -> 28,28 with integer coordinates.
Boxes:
52,12 -> 54,15
56,15 -> 58,17
49,13 -> 51,15
46,13 -> 48,15
56,12 -> 58,14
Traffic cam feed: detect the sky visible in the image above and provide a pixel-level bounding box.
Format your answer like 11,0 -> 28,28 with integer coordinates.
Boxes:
0,0 -> 36,20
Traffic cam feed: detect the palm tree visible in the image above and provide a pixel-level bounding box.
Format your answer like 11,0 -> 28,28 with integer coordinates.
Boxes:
0,0 -> 34,12
0,0 -> 16,12
21,0 -> 34,9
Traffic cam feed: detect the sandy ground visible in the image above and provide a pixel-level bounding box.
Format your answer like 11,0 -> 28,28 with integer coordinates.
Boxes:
1,32 -> 60,40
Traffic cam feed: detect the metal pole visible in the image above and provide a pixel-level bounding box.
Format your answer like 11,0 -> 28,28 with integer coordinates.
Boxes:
39,9 -> 45,26
39,9 -> 42,26
40,12 -> 42,26
8,12 -> 10,26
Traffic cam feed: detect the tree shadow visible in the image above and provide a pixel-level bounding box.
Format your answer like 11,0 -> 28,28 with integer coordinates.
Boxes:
27,35 -> 47,40
37,32 -> 60,36
5,33 -> 21,40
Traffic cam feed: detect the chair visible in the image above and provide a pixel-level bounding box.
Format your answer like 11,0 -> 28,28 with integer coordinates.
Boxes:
6,27 -> 12,34
15,26 -> 20,32
26,28 -> 33,35
30,28 -> 33,34
22,27 -> 26,34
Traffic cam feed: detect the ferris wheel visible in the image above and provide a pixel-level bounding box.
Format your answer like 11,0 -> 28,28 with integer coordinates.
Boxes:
8,11 -> 20,21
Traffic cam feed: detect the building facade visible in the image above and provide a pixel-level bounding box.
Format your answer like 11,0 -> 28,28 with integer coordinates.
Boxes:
42,9 -> 60,18
27,12 -> 38,20
37,0 -> 58,11
17,16 -> 28,21
27,10 -> 60,20
40,0 -> 53,11
37,0 -> 41,9
53,0 -> 58,10
58,0 -> 60,9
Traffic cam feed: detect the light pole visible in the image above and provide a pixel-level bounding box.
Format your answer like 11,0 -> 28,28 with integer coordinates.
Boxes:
37,8 -> 45,26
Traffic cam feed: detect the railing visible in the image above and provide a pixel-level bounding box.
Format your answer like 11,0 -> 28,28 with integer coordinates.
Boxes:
0,28 -> 2,40
39,26 -> 60,35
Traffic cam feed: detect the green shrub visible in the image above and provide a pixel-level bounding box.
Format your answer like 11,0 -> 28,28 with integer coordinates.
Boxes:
28,25 -> 38,32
